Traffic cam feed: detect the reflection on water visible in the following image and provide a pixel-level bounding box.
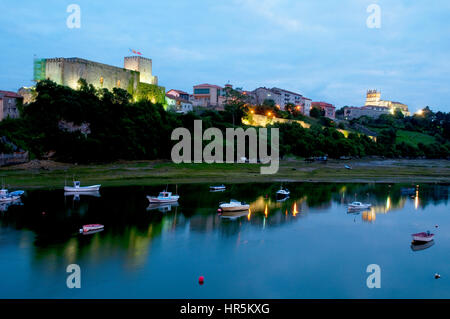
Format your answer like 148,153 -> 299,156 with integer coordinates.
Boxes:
0,182 -> 449,298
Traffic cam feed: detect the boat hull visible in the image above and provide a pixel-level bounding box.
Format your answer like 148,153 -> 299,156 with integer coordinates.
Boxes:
412,232 -> 434,242
219,205 -> 250,212
147,196 -> 179,203
0,195 -> 21,202
64,185 -> 101,192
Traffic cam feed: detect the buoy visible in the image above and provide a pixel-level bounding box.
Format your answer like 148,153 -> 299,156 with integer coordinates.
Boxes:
198,276 -> 204,285
435,225 -> 439,228
217,208 -> 222,212
435,273 -> 441,279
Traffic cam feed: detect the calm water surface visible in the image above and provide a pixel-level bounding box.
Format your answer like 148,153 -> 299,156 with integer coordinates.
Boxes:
0,183 -> 449,298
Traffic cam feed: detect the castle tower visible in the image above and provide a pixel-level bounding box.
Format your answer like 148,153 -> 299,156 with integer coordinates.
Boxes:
365,89 -> 381,105
124,56 -> 158,85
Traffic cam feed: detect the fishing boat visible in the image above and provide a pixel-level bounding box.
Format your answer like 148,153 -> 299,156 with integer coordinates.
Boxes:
0,189 -> 25,202
147,191 -> 179,203
347,202 -> 371,210
276,187 -> 290,200
64,181 -> 101,192
210,185 -> 226,191
79,224 -> 104,233
411,231 -> 434,243
218,199 -> 249,212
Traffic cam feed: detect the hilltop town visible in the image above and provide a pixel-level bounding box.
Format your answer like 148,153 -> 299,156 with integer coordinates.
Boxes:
0,54 -> 449,169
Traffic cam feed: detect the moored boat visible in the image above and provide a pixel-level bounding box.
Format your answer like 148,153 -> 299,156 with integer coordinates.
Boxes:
347,201 -> 371,210
79,224 -> 104,233
0,189 -> 25,202
276,187 -> 290,200
220,210 -> 249,220
147,191 -> 179,203
411,240 -> 435,251
210,185 -> 226,191
64,181 -> 101,192
411,231 -> 434,243
218,199 -> 249,212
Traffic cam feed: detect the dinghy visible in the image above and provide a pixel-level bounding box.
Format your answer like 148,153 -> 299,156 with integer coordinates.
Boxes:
210,185 -> 226,191
0,189 -> 25,202
79,224 -> 104,234
411,231 -> 434,243
147,191 -> 179,203
347,201 -> 371,210
218,199 -> 249,212
64,181 -> 101,192
276,187 -> 290,200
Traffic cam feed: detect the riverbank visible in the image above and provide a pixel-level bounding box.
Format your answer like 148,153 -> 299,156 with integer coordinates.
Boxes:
0,159 -> 449,189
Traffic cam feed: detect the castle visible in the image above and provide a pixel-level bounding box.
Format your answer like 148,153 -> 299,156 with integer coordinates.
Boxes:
365,89 -> 409,115
33,56 -> 160,97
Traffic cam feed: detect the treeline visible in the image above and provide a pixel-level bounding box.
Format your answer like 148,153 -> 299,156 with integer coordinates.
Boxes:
0,80 -> 449,163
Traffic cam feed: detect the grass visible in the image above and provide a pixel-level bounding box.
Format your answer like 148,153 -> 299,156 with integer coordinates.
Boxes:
396,130 -> 436,146
0,159 -> 449,189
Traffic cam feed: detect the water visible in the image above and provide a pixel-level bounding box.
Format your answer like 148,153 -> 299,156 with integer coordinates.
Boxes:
0,183 -> 449,299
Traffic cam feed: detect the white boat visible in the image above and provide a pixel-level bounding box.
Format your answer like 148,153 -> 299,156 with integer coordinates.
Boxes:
210,185 -> 226,191
79,224 -> 104,233
0,189 -> 24,203
219,199 -> 249,212
64,181 -> 101,192
347,201 -> 372,210
147,191 -> 179,203
276,187 -> 290,200
411,231 -> 434,243
345,165 -> 352,170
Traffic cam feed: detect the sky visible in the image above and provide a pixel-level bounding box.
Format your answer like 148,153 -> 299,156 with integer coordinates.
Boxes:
1,0 -> 450,112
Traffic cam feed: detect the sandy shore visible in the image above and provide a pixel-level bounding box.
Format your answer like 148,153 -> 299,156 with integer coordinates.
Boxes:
0,159 -> 449,189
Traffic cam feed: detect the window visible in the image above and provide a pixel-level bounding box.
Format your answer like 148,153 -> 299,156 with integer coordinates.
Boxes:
117,80 -> 121,87
194,88 -> 210,95
100,77 -> 104,86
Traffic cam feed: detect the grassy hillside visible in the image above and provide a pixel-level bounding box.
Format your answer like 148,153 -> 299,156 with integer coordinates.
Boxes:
396,130 -> 436,146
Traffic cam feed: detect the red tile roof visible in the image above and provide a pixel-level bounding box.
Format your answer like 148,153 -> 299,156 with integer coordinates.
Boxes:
194,83 -> 223,89
0,90 -> 22,99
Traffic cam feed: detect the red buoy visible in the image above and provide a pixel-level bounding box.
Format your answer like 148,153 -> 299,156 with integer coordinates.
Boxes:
198,276 -> 204,285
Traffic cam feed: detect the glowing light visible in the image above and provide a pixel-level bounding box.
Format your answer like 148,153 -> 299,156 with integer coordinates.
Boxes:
415,190 -> 419,210
293,202 -> 298,216
386,196 -> 391,212
264,204 -> 268,218
247,208 -> 251,221
250,110 -> 254,114
415,109 -> 424,116
267,112 -> 272,117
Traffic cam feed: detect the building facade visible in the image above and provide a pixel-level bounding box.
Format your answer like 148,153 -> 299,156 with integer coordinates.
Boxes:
311,102 -> 336,119
166,92 -> 193,114
191,83 -> 226,109
365,90 -> 409,115
343,105 -> 391,119
0,90 -> 22,121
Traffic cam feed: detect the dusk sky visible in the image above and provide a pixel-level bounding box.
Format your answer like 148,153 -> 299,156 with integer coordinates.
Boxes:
1,0 -> 450,112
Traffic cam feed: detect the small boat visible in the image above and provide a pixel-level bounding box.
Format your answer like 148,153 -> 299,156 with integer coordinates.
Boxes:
210,185 -> 226,191
147,191 -> 179,203
64,181 -> 101,192
276,187 -> 290,200
347,202 -> 372,210
411,240 -> 435,251
0,189 -> 25,202
79,224 -> 104,233
411,231 -> 434,243
218,199 -> 249,212
344,165 -> 352,170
